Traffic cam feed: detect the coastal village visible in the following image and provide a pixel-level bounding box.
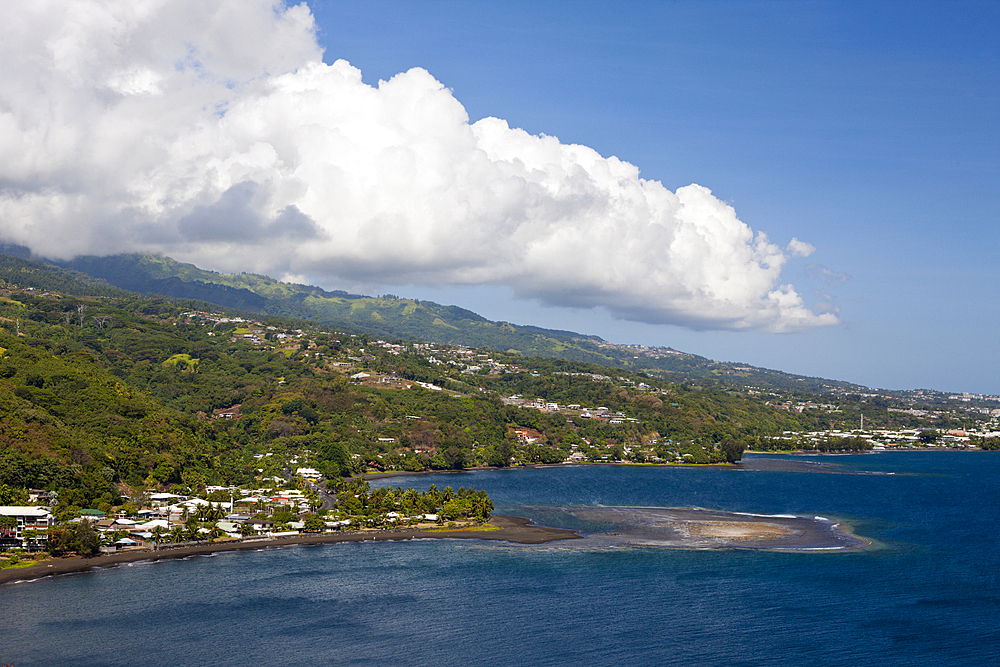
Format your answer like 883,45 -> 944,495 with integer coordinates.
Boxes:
2,296 -> 1000,568
3,415 -> 998,561
1,462 -> 493,563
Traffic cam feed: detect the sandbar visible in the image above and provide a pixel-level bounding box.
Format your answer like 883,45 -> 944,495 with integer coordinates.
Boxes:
567,506 -> 867,551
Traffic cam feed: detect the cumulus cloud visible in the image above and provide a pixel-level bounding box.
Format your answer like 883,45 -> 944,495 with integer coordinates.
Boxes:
0,0 -> 838,332
787,238 -> 815,257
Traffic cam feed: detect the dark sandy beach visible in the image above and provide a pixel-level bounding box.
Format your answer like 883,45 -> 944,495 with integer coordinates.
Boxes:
0,515 -> 579,587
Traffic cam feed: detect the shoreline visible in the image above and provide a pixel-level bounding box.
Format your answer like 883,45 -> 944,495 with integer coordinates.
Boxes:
746,447 -> 986,454
5,453 -> 916,587
361,448 -> 987,482
0,515 -> 580,588
361,461 -> 738,481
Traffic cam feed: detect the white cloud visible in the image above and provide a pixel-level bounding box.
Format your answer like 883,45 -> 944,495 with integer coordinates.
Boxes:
0,0 -> 838,333
787,238 -> 815,257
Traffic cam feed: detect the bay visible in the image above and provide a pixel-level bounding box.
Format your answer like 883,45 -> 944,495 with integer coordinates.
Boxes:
2,451 -> 999,666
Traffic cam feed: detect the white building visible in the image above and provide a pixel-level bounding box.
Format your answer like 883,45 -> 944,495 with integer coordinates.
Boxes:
149,492 -> 187,505
0,506 -> 52,549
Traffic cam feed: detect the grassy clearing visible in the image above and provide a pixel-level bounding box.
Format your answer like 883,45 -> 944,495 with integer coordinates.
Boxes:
0,555 -> 46,570
425,523 -> 499,533
162,353 -> 199,370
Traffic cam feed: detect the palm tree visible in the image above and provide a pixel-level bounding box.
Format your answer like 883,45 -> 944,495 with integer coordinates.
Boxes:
305,491 -> 321,512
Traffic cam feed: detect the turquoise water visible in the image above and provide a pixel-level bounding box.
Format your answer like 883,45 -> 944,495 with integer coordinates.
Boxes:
2,452 -> 999,666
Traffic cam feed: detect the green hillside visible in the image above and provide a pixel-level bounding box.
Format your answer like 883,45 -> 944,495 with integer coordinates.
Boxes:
54,253 -> 870,393
60,253 -> 597,348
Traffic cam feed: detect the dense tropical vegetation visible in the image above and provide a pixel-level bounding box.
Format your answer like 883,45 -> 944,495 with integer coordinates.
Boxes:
0,252 -> 994,529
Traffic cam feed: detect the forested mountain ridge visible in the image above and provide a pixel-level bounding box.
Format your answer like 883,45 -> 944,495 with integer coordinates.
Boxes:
58,252 -> 611,352
53,252 -> 872,393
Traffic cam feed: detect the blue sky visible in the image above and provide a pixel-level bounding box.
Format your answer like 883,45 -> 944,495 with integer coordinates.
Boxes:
1,1 -> 996,394
309,0 -> 999,394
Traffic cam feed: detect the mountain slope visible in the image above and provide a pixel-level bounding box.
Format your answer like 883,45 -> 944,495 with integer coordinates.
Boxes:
53,253 -> 866,392
59,253 -> 613,347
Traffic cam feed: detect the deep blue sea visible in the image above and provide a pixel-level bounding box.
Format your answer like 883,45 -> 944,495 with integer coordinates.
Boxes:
3,451 -> 999,666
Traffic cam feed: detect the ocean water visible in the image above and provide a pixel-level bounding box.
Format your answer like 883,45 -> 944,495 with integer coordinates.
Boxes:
2,451 -> 999,666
